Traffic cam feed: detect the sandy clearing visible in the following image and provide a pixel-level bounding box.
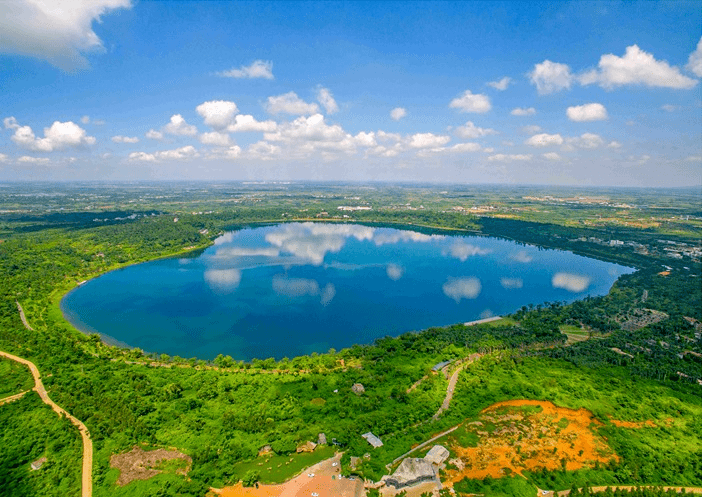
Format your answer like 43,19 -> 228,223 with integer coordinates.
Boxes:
217,454 -> 362,497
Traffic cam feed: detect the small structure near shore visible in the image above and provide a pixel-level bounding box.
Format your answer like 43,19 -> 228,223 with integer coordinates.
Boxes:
361,432 -> 383,448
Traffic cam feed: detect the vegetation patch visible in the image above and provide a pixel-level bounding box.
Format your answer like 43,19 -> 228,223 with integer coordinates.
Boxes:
443,400 -> 618,485
109,445 -> 191,486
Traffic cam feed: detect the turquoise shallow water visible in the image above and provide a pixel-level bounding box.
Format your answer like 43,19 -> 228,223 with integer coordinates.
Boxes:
61,223 -> 634,360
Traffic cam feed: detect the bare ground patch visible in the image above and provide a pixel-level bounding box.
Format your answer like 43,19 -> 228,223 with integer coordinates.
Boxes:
110,445 -> 192,486
442,400 -> 618,485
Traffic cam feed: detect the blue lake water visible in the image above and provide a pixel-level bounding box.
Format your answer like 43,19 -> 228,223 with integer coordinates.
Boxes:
61,223 -> 634,361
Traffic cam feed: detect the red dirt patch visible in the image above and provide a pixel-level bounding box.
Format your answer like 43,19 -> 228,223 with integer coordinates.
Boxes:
110,445 -> 192,486
443,400 -> 618,484
609,419 -> 656,428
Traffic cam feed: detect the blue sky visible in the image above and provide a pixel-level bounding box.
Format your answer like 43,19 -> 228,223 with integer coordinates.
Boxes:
1,1 -> 700,186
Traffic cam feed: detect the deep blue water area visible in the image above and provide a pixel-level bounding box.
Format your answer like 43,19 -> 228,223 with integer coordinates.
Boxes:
61,223 -> 634,360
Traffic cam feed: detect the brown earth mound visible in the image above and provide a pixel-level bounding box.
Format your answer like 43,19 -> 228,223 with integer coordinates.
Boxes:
443,400 -> 618,484
110,445 -> 192,486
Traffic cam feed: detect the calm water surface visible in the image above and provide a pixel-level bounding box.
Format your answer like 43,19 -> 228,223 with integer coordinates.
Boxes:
61,223 -> 633,360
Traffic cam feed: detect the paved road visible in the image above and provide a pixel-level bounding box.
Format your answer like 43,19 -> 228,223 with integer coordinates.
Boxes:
1,349 -> 92,496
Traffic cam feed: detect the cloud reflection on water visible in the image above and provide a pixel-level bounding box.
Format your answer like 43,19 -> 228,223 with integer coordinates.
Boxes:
552,272 -> 590,292
442,276 -> 482,302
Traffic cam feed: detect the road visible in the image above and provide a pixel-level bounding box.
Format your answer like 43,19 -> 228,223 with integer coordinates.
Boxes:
4,301 -> 92,497
433,353 -> 482,420
0,390 -> 29,406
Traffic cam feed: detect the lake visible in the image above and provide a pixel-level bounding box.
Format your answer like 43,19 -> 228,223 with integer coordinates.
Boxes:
61,223 -> 634,360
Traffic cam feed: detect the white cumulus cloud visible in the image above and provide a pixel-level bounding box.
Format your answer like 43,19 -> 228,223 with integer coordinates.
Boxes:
17,155 -> 50,164
487,154 -> 532,162
565,133 -> 604,149
525,133 -> 564,147
0,0 -> 132,71
390,107 -> 407,121
199,131 -> 231,146
443,277 -> 482,302
227,115 -> 277,133
543,152 -> 562,161
145,129 -> 163,140
265,92 -> 319,115
529,60 -> 573,94
511,107 -> 536,116
579,44 -> 697,89
487,77 -> 512,90
163,114 -> 197,136
449,90 -> 491,113
316,87 -> 339,114
408,133 -> 451,149
111,135 -> 139,144
128,145 -> 199,162
217,60 -> 273,79
6,118 -> 95,151
196,100 -> 239,129
247,141 -> 281,160
566,103 -> 608,122
455,121 -> 497,139
687,37 -> 702,77
552,272 -> 590,293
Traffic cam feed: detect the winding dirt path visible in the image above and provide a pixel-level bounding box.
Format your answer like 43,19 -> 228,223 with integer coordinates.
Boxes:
433,353 -> 483,420
0,350 -> 92,497
0,390 -> 29,405
16,300 -> 34,331
6,301 -> 92,497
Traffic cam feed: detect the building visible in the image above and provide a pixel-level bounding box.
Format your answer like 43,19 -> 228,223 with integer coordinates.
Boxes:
383,458 -> 437,489
361,432 -> 383,448
424,445 -> 450,466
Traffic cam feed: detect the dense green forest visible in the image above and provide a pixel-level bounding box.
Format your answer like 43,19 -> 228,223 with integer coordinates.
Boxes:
0,183 -> 700,496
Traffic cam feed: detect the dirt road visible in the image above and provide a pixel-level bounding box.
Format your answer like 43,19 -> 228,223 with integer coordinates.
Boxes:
0,390 -> 29,405
433,353 -> 482,420
16,300 -> 34,331
0,349 -> 92,497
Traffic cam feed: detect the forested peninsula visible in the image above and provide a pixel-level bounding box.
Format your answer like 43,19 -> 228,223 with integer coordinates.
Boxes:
0,183 -> 700,497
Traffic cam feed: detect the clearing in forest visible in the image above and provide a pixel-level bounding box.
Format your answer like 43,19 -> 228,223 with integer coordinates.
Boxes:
442,400 -> 618,485
217,454 -> 362,497
110,445 -> 192,486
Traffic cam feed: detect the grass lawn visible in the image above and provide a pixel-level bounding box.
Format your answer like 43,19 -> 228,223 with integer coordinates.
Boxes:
229,445 -> 337,484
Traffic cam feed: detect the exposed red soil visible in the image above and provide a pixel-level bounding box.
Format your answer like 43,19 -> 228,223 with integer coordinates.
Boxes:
443,400 -> 618,485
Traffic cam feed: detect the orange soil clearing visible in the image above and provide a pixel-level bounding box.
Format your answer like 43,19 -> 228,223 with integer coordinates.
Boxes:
216,454 -> 361,497
609,419 -> 656,428
444,400 -> 618,485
